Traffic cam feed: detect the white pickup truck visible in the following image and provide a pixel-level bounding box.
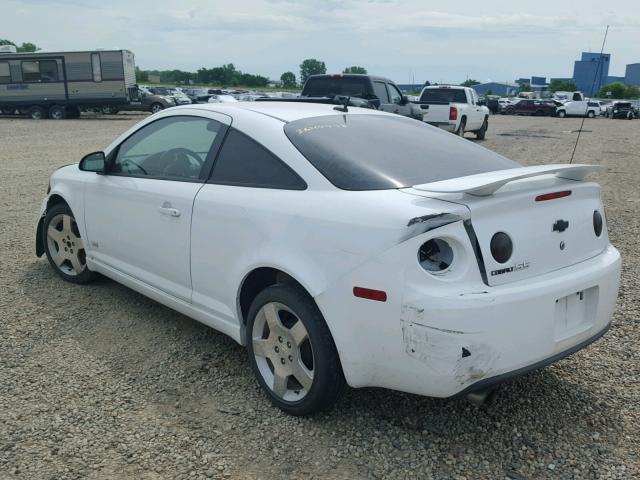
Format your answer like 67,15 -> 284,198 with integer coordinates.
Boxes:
415,85 -> 490,139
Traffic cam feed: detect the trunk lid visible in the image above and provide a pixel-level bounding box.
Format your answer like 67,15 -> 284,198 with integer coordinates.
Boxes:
418,103 -> 451,123
402,166 -> 608,286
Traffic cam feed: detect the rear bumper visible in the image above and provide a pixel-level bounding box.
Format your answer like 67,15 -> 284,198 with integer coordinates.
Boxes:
425,121 -> 456,132
455,321 -> 610,397
318,236 -> 621,398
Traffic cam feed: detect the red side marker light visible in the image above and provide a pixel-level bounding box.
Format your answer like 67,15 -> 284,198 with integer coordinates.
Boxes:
535,190 -> 572,202
353,287 -> 387,302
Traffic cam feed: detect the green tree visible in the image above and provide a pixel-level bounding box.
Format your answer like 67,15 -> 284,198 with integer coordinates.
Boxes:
598,82 -> 639,99
343,66 -> 367,74
519,83 -> 531,92
0,39 -> 40,52
461,79 -> 480,87
299,58 -> 326,85
424,80 -> 431,87
549,79 -> 577,92
280,71 -> 297,88
486,89 -> 493,96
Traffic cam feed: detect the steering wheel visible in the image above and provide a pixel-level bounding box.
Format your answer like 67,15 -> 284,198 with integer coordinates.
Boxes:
120,158 -> 148,175
159,148 -> 203,178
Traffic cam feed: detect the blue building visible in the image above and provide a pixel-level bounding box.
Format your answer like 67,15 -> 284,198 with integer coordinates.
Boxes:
606,76 -> 625,85
531,76 -> 546,85
572,52 -> 610,94
625,63 -> 640,86
472,82 -> 519,96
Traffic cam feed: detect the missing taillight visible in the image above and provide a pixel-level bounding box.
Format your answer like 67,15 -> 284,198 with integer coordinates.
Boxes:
535,191 -> 572,202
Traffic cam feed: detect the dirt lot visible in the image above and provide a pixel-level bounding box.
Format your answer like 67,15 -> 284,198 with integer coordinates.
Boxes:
0,113 -> 638,480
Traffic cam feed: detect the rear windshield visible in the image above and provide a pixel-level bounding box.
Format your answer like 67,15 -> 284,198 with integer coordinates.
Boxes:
284,114 -> 518,191
420,88 -> 467,104
302,77 -> 371,97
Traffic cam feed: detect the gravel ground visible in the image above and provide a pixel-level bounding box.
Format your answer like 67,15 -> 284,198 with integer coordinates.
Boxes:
0,112 -> 638,480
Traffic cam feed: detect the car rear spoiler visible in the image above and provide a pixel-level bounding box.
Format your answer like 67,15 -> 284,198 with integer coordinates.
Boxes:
255,96 -> 375,109
412,164 -> 604,196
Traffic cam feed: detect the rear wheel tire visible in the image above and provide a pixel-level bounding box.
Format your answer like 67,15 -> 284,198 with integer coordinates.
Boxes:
475,117 -> 488,139
456,118 -> 466,137
101,105 -> 119,115
48,105 -> 66,120
43,203 -> 96,284
150,103 -> 164,114
587,111 -> 595,118
558,110 -> 566,118
29,106 -> 45,120
246,283 -> 346,416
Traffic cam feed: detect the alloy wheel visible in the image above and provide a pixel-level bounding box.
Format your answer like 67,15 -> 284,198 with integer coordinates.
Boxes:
46,214 -> 86,276
252,302 -> 314,402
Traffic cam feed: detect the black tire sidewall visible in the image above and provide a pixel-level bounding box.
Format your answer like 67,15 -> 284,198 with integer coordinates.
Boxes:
43,203 -> 95,284
245,283 -> 345,415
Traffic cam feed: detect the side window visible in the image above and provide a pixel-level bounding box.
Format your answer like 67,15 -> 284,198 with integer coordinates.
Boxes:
210,129 -> 306,190
21,61 -> 40,82
21,60 -> 58,82
386,83 -> 403,104
372,81 -> 389,103
112,116 -> 223,180
91,53 -> 102,82
0,62 -> 10,84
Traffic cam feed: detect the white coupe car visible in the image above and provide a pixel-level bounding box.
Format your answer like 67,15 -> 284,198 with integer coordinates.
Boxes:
36,102 -> 621,415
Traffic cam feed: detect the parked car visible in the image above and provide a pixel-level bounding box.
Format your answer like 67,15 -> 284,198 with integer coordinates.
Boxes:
556,100 -> 600,118
179,88 -> 212,104
300,73 -> 423,120
104,86 -> 175,114
208,94 -> 239,103
415,85 -> 490,138
35,102 -> 621,415
146,86 -> 191,106
503,99 -> 557,116
608,102 -> 637,119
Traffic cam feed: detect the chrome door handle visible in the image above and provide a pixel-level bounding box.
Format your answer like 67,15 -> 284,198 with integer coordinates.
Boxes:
158,205 -> 181,217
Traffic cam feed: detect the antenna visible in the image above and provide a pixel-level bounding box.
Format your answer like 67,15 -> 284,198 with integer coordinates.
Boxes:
569,25 -> 609,164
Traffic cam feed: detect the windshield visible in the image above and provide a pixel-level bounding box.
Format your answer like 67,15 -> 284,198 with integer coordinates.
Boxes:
302,77 -> 372,98
284,114 -> 518,191
419,88 -> 467,103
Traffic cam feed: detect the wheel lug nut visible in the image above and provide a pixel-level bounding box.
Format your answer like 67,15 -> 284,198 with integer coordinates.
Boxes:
288,355 -> 293,362
280,358 -> 285,364
278,336 -> 283,343
287,342 -> 291,348
274,346 -> 279,353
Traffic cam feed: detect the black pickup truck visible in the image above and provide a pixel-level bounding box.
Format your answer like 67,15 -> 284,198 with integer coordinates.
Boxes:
298,74 -> 423,120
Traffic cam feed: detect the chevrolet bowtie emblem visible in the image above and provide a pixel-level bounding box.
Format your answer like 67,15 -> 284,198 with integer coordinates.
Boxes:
553,219 -> 569,233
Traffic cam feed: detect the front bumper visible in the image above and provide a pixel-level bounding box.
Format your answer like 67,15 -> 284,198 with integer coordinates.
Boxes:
317,230 -> 621,398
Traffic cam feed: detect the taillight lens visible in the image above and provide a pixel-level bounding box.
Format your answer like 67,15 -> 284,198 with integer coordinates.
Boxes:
419,238 -> 454,272
593,210 -> 603,237
490,232 -> 513,263
449,106 -> 458,121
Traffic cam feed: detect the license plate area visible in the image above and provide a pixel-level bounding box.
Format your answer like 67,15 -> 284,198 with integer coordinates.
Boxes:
554,286 -> 598,341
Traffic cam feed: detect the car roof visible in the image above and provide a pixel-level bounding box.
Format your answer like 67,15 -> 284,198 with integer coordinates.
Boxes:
174,101 -> 391,123
306,73 -> 395,83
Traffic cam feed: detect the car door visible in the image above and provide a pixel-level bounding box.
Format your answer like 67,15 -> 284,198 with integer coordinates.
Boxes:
371,80 -> 390,111
466,89 -> 484,129
385,82 -> 411,116
84,112 -> 230,301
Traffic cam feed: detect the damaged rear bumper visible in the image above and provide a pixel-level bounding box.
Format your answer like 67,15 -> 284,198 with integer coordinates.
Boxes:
316,225 -> 621,398
454,321 -> 610,397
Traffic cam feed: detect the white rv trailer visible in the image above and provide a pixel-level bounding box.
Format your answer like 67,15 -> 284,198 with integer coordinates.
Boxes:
0,49 -> 137,119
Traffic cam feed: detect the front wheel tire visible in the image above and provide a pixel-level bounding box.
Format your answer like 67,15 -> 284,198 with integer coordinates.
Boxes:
557,110 -> 566,118
43,203 -> 96,284
246,284 -> 346,415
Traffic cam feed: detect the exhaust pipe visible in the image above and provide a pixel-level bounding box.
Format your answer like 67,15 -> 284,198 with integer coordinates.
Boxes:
466,388 -> 497,407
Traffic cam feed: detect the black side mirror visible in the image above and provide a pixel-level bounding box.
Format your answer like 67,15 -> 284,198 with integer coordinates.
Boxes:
400,95 -> 409,105
79,151 -> 106,173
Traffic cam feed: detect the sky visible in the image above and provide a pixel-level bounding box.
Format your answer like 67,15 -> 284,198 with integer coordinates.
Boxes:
2,0 -> 639,84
